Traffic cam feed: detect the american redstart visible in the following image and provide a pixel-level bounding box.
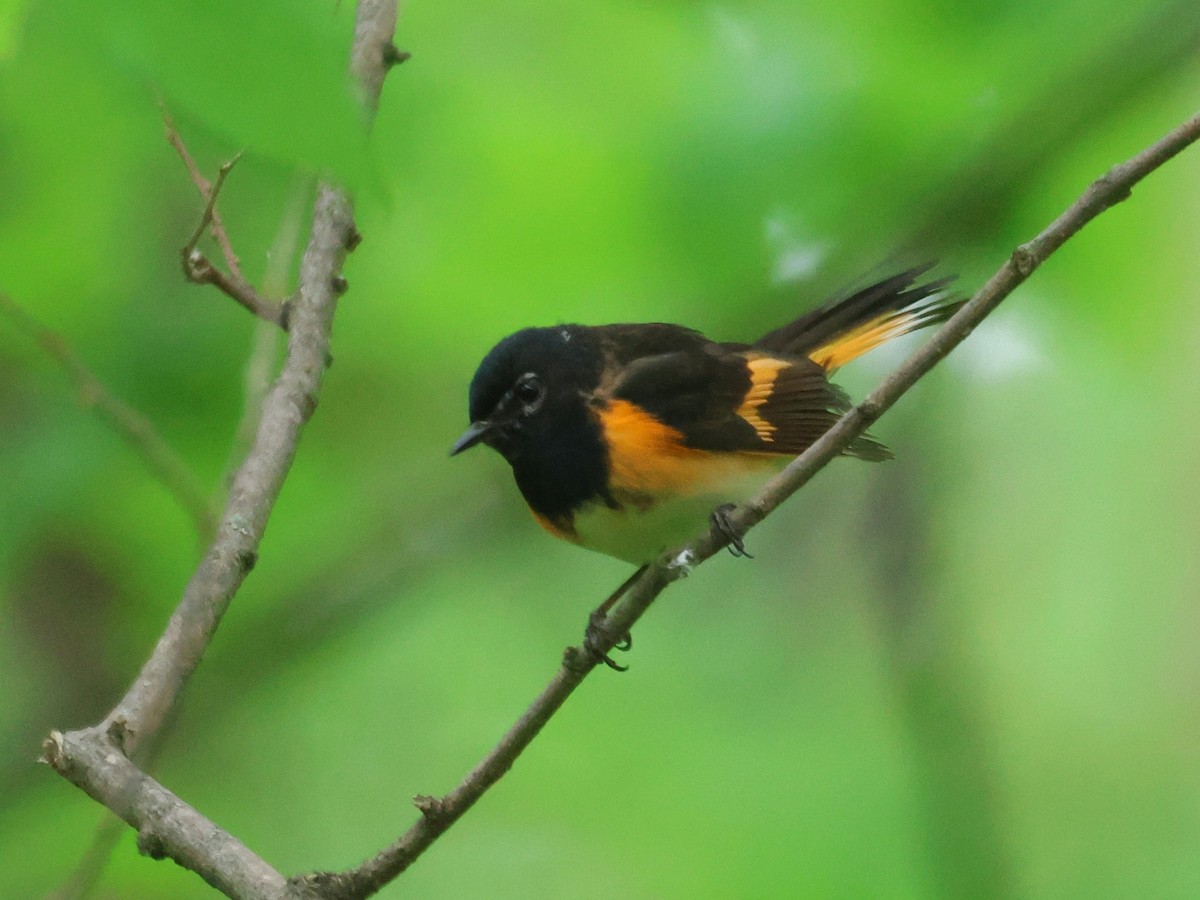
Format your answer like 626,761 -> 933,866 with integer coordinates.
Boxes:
452,265 -> 957,573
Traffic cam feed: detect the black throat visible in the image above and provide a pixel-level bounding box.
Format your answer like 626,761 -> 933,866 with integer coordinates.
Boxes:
509,394 -> 611,525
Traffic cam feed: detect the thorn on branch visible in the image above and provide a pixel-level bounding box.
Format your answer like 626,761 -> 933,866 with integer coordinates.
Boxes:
345,226 -> 363,252
1011,245 -> 1036,276
383,44 -> 411,67
1094,170 -> 1134,205
562,645 -> 592,675
40,730 -> 65,768
331,274 -> 349,295
288,871 -> 359,900
237,550 -> 258,574
298,390 -> 320,422
105,717 -> 131,751
413,795 -> 445,820
137,827 -> 168,860
857,398 -> 881,422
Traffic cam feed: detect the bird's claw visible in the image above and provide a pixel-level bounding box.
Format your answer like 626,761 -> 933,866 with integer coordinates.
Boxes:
712,503 -> 753,558
584,609 -> 632,672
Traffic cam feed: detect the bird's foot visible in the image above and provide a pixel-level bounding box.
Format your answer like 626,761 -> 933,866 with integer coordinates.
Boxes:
711,503 -> 753,558
584,609 -> 632,672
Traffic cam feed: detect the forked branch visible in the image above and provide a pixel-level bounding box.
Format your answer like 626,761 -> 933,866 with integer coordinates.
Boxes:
42,1 -> 401,898
163,113 -> 289,328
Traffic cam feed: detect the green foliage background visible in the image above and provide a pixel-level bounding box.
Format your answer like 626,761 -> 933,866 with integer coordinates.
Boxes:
2,1 -> 1198,897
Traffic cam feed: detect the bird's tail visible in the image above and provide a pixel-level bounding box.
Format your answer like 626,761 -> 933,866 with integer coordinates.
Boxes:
754,264 -> 960,373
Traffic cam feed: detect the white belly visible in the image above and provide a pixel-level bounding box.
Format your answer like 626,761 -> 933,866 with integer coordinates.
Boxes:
571,463 -> 784,564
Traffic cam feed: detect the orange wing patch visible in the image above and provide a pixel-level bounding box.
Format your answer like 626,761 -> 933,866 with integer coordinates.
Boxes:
808,310 -> 922,372
598,399 -> 775,500
735,356 -> 790,442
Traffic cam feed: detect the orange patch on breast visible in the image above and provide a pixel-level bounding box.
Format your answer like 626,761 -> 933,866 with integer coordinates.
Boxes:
532,510 -> 579,542
735,356 -> 790,442
598,399 -> 775,499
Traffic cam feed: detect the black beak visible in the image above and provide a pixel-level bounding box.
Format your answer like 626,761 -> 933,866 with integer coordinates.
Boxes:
450,420 -> 492,456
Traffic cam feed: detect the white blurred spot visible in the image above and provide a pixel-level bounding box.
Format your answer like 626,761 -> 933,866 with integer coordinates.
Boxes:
707,7 -> 828,127
709,6 -> 760,58
949,313 -> 1047,382
764,209 -> 829,285
668,549 -> 695,576
858,309 -> 1046,383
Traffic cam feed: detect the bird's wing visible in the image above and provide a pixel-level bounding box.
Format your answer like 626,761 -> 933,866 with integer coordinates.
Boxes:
600,325 -> 888,461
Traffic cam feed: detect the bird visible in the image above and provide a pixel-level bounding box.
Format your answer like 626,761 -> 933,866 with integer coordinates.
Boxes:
451,264 -> 958,573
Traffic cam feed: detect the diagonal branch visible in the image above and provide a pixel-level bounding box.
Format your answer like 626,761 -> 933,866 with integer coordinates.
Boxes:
108,179 -> 351,756
43,177 -> 355,900
0,292 -> 219,542
309,107 -> 1200,896
42,2 -> 402,898
223,176 -> 314,484
47,176 -> 316,900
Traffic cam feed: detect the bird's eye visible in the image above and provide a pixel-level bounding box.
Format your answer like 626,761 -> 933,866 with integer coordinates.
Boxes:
513,373 -> 544,409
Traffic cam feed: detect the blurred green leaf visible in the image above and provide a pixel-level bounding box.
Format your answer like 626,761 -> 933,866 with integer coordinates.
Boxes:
92,0 -> 368,181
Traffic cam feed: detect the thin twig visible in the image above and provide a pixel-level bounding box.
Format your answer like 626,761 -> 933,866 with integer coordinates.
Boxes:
184,252 -> 287,327
309,107 -> 1200,897
45,813 -> 127,900
161,108 -> 245,277
180,152 -> 242,264
0,293 -> 219,542
42,1 -> 401,897
163,112 -> 289,328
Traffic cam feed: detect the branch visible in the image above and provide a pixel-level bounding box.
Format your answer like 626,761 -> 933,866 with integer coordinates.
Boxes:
44,727 -> 288,898
163,113 -> 290,328
224,176 -> 313,483
0,292 -> 219,542
161,109 -> 244,276
312,108 -> 1200,895
48,177 -> 315,900
180,151 -> 242,267
42,179 -> 353,900
43,1 -> 402,896
129,181 -> 348,744
350,0 -> 404,117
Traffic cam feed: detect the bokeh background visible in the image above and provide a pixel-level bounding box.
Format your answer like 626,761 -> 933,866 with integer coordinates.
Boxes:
2,1 -> 1199,897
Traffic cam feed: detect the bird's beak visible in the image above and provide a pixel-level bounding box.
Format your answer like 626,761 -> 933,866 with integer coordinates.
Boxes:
450,420 -> 492,456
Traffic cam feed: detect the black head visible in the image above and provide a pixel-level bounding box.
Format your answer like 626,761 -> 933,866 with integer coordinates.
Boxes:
450,326 -> 603,463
